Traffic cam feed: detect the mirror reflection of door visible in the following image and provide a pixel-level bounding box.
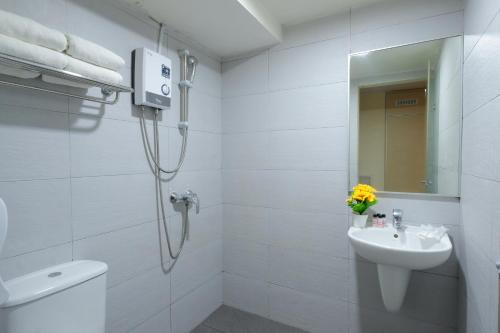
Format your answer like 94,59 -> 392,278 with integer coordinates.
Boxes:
350,36 -> 462,196
385,89 -> 427,193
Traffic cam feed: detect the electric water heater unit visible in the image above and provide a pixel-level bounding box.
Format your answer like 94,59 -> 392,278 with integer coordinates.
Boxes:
133,47 -> 172,109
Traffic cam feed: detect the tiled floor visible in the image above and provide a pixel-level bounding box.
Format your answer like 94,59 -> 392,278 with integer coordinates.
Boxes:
191,305 -> 309,333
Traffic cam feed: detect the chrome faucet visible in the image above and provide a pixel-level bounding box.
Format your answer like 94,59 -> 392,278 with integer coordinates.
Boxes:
170,189 -> 200,214
170,189 -> 200,241
392,209 -> 403,230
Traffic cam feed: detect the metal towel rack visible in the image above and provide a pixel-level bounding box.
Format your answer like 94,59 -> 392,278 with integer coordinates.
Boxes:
0,52 -> 133,105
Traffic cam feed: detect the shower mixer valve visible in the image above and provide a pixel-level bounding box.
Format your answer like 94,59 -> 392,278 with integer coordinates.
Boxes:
170,189 -> 200,214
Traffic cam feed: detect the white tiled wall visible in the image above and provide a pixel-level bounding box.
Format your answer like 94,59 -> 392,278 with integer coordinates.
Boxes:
0,1 -> 222,332
221,1 -> 463,332
3,0 -> 496,333
461,0 -> 500,332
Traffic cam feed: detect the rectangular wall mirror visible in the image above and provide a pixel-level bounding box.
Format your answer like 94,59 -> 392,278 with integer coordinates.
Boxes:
349,36 -> 463,197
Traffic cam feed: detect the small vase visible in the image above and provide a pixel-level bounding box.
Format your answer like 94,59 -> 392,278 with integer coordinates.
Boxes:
352,214 -> 368,228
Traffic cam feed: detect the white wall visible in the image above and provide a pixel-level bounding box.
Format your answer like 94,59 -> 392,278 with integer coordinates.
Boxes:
221,0 -> 463,332
0,1 -> 223,333
460,0 -> 500,332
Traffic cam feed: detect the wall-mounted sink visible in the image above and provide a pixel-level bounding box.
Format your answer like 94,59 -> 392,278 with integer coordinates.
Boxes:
348,225 -> 452,312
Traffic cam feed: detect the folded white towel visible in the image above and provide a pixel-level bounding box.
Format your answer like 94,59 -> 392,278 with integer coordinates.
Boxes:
64,56 -> 123,85
0,63 -> 39,79
66,34 -> 125,71
0,9 -> 67,51
417,224 -> 449,241
41,75 -> 92,89
0,34 -> 68,69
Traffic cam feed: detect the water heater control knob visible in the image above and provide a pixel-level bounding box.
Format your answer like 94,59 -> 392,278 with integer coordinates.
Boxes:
161,84 -> 170,96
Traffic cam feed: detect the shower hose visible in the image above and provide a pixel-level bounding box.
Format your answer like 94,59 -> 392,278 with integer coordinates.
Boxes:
139,22 -> 197,270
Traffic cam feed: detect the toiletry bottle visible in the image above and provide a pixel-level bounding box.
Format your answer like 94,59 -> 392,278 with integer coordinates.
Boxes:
372,214 -> 379,227
379,214 -> 386,227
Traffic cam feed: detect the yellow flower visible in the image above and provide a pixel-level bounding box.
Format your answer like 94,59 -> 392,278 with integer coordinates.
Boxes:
350,184 -> 377,202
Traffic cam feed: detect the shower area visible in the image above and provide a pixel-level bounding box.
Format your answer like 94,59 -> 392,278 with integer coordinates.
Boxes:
0,0 -> 493,333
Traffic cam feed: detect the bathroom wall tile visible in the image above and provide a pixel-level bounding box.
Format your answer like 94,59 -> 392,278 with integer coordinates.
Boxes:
169,129 -> 221,171
171,273 -> 223,333
374,195 -> 460,226
106,267 -> 171,333
222,132 -> 269,170
0,0 -> 68,32
269,37 -> 348,91
463,13 -> 500,115
269,246 -> 349,301
267,82 -> 347,130
269,209 -> 349,258
71,173 -> 157,239
222,170 -> 270,207
0,106 -> 70,181
403,273 -> 458,328
0,2 -> 222,333
351,11 -> 463,53
223,238 -> 268,281
129,306 -> 172,333
461,238 -> 495,333
464,304 -> 488,333
192,55 -> 222,99
0,243 -> 72,280
273,12 -> 350,51
223,272 -> 269,317
349,260 -> 458,328
170,170 -> 222,208
351,0 -> 463,34
222,52 -> 269,98
172,240 -> 223,302
464,0 -> 500,58
0,179 -> 71,258
269,284 -> 349,333
222,93 -> 268,134
223,204 -> 269,244
266,170 -> 348,214
0,83 -> 68,114
73,222 -> 160,287
349,304 -> 457,333
70,116 -> 152,177
66,0 -> 157,69
460,174 -> 495,259
267,127 -> 347,171
461,108 -> 490,179
462,97 -> 500,182
189,91 -> 222,133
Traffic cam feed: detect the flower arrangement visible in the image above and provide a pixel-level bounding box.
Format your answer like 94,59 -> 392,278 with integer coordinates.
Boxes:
346,184 -> 377,215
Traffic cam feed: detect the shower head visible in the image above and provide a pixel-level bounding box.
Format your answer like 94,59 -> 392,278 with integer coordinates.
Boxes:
187,55 -> 198,83
177,49 -> 198,83
188,55 -> 198,66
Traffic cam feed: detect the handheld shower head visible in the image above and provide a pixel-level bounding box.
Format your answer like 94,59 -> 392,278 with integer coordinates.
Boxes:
177,49 -> 198,84
187,55 -> 198,83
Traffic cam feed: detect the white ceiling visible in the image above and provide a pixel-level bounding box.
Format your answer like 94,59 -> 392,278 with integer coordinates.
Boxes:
116,0 -> 392,59
256,0 -> 387,26
117,0 -> 282,59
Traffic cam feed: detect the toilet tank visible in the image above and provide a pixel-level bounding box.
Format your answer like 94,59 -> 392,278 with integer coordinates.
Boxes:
0,260 -> 108,333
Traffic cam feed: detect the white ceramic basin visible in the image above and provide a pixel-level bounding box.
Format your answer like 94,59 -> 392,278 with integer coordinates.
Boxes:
348,225 -> 452,312
348,225 -> 452,270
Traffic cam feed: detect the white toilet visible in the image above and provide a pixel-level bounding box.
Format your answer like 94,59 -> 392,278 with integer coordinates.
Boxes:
0,199 -> 108,333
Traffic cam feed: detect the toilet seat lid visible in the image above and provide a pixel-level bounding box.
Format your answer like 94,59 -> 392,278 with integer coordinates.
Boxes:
1,260 -> 107,308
